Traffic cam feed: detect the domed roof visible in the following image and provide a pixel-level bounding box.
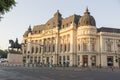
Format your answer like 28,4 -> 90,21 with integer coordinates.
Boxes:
79,8 -> 96,26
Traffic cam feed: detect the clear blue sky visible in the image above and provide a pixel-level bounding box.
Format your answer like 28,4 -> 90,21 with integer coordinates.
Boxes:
0,0 -> 120,50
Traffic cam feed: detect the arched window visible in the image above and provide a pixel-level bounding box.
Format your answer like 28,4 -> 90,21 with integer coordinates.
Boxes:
68,43 -> 70,52
53,44 -> 55,52
83,43 -> 87,51
91,43 -> 95,51
60,44 -> 62,52
31,47 -> 34,53
78,44 -> 80,51
64,44 -> 67,52
39,47 -> 41,53
36,47 -> 38,53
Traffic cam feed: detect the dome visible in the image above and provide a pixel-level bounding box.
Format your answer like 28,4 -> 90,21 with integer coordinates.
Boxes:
79,8 -> 96,26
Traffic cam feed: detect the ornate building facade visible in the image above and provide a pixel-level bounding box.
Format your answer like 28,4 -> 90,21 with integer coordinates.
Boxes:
22,8 -> 120,67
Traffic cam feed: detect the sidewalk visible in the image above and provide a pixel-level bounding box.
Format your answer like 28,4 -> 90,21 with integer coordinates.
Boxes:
0,64 -> 120,73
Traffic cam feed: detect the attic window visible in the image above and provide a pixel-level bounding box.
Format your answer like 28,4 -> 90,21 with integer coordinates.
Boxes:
53,22 -> 55,27
35,31 -> 37,33
48,24 -> 50,26
66,23 -> 68,27
39,30 -> 41,33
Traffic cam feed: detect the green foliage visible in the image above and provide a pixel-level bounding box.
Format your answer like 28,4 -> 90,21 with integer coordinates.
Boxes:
0,0 -> 16,15
0,49 -> 8,58
0,49 -> 21,58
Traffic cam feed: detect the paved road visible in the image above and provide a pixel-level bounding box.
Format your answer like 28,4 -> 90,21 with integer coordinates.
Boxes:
0,66 -> 120,80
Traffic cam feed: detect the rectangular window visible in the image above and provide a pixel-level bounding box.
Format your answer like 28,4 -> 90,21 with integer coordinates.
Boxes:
78,44 -> 80,51
83,43 -> 87,51
68,43 -> 70,52
91,43 -> 95,51
78,55 -> 80,65
107,56 -> 113,67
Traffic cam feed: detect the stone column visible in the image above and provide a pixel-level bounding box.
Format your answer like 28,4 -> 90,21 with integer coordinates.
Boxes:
88,55 -> 91,67
41,39 -> 44,65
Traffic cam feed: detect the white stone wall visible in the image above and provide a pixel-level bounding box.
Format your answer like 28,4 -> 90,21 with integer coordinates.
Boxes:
22,24 -> 120,67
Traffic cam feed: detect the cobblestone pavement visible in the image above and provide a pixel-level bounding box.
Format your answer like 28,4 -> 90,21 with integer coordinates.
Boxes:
0,66 -> 120,80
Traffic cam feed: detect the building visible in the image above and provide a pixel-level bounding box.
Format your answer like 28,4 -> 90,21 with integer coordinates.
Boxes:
22,8 -> 120,67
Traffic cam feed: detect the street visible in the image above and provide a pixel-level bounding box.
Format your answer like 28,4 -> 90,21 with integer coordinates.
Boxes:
0,66 -> 120,80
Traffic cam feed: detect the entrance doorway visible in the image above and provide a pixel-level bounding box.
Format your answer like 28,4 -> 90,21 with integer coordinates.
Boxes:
107,56 -> 113,67
118,58 -> 120,68
46,57 -> 49,65
82,55 -> 88,67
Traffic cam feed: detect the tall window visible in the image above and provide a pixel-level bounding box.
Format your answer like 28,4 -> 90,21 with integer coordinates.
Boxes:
78,55 -> 80,65
44,45 -> 46,52
44,39 -> 47,52
107,56 -> 113,66
83,43 -> 87,51
78,44 -> 80,51
107,43 -> 112,52
53,44 -> 55,52
30,57 -> 33,64
117,44 -> 120,52
31,47 -> 34,53
63,56 -> 65,65
64,44 -> 67,52
36,47 -> 38,53
68,43 -> 70,52
91,43 -> 95,51
39,47 -> 41,53
67,34 -> 70,52
59,56 -> 61,65
67,56 -> 69,61
34,57 -> 37,63
48,44 -> 50,52
106,39 -> 112,52
60,44 -> 62,52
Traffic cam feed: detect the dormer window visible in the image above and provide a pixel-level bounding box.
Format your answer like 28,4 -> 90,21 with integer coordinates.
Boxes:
35,31 -> 37,33
66,23 -> 68,27
39,30 -> 41,33
53,22 -> 55,27
48,24 -> 50,26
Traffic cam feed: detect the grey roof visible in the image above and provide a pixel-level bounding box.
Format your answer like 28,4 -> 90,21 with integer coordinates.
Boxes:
79,8 -> 96,26
23,9 -> 97,37
61,14 -> 81,28
97,27 -> 120,33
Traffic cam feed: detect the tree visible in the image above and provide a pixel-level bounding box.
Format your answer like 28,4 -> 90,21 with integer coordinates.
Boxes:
0,49 -> 8,58
0,0 -> 16,18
